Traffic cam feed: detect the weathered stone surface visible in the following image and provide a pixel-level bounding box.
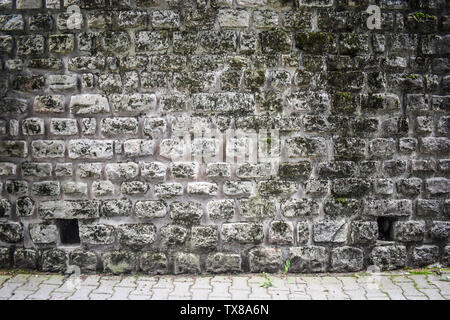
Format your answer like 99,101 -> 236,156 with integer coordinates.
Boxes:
269,220 -> 294,245
32,181 -> 60,197
101,200 -> 132,217
140,252 -> 168,274
13,248 -> 39,269
221,223 -> 264,244
0,2 -> 448,275
111,94 -> 156,114
174,252 -> 201,274
204,253 -> 242,277
0,222 -> 23,243
207,199 -> 235,221
191,226 -> 218,251
426,178 -> 450,196
70,94 -> 110,115
31,140 -> 65,158
430,221 -> 450,241
135,200 -> 166,219
239,197 -> 276,220
0,247 -> 10,268
154,183 -> 183,198
42,249 -> 67,273
105,162 -> 139,180
70,249 -> 98,273
248,247 -> 282,273
330,246 -> 364,272
0,141 -> 28,158
16,197 -> 35,216
371,246 -> 406,271
289,246 -> 328,273
351,221 -> 378,244
103,251 -> 136,274
140,162 -> 167,181
29,223 -> 58,245
281,198 -> 319,217
411,245 -> 439,267
39,200 -> 99,219
101,118 -> 139,137
170,201 -> 203,226
68,140 -> 113,159
187,182 -> 218,196
0,199 -> 11,217
365,199 -> 412,217
79,224 -> 115,245
313,219 -> 348,243
117,224 -> 156,249
160,225 -> 188,248
393,221 -> 426,242
323,198 -> 363,216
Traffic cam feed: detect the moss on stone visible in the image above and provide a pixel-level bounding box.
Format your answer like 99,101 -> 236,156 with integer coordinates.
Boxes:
272,221 -> 288,234
334,198 -> 349,207
413,12 -> 437,22
407,74 -> 419,80
295,32 -> 334,53
341,92 -> 352,100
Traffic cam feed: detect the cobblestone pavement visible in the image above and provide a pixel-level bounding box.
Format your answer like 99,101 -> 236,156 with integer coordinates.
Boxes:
0,271 -> 449,300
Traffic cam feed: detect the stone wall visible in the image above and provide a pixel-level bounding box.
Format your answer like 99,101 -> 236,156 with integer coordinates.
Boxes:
0,0 -> 449,274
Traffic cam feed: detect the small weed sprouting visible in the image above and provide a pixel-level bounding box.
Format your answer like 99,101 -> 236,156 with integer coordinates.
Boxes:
260,272 -> 275,288
285,259 -> 291,274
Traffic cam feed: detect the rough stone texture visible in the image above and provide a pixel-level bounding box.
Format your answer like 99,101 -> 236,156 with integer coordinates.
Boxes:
330,246 -> 364,272
69,249 -> 98,273
205,253 -> 242,273
289,246 -> 328,273
174,252 -> 201,274
0,1 -> 448,275
371,246 -> 407,271
103,251 -> 136,274
139,252 -> 168,275
248,247 -> 282,273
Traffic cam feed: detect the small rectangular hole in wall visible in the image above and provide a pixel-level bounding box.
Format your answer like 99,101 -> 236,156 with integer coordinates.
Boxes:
57,219 -> 80,244
377,217 -> 394,241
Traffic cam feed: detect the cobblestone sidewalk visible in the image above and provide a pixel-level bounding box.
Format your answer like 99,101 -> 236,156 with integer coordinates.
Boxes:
0,270 -> 449,300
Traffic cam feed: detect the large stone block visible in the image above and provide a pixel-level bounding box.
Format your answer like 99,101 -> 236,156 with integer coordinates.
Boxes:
0,247 -> 11,268
29,223 -> 58,245
313,219 -> 348,244
103,251 -> 136,274
174,252 -> 201,274
371,246 -> 406,271
221,223 -> 264,244
39,200 -> 99,219
393,221 -> 426,242
70,249 -> 98,273
191,226 -> 218,251
205,253 -> 242,273
248,247 -> 282,273
68,140 -> 113,159
42,249 -> 67,273
69,94 -> 110,115
117,224 -> 157,249
101,200 -> 132,217
289,246 -> 328,273
79,224 -> 115,245
140,252 -> 168,274
330,246 -> 364,272
239,197 -> 276,220
0,222 -> 23,243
